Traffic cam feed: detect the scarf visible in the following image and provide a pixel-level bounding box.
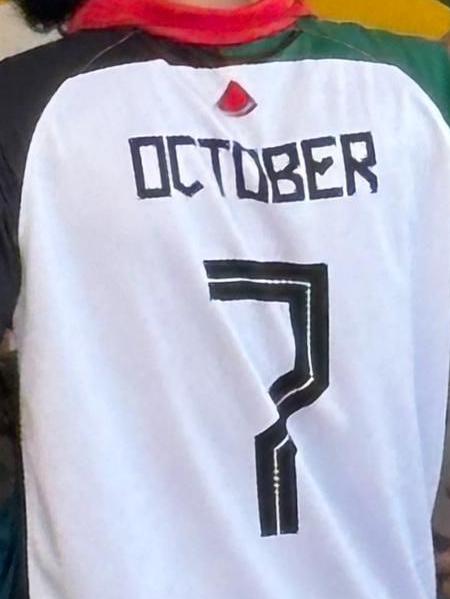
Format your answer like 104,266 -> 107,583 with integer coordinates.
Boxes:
68,0 -> 312,45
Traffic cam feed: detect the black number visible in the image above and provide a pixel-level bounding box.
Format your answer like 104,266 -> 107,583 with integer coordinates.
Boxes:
204,260 -> 329,536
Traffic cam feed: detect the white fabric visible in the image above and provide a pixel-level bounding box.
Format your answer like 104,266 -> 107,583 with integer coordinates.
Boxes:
16,58 -> 450,599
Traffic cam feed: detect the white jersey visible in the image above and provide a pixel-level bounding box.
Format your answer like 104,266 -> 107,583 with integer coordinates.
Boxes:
0,12 -> 449,599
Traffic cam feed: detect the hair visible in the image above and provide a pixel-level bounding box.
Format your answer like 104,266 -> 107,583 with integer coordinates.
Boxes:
12,0 -> 85,30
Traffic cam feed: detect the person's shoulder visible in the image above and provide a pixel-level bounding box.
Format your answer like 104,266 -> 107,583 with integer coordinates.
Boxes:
302,18 -> 450,125
0,28 -> 136,181
0,29 -> 137,164
305,17 -> 447,62
0,29 -> 132,103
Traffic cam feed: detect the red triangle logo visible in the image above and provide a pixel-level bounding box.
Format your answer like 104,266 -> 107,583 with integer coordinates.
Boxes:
217,81 -> 257,117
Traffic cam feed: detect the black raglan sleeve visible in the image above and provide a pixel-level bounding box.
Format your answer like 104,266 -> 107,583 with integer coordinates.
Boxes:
0,145 -> 20,343
0,28 -> 140,343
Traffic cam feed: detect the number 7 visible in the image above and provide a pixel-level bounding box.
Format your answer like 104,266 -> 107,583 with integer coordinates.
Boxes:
204,260 -> 329,537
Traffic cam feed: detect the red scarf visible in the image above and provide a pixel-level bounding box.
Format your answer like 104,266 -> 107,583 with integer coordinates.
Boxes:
68,0 -> 312,46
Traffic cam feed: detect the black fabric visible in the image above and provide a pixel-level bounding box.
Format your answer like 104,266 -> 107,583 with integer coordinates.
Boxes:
0,352 -> 24,599
0,30 -> 151,339
0,29 -> 131,341
0,149 -> 20,343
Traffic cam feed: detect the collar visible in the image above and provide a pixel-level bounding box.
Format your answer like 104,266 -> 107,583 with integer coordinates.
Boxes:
68,0 -> 312,46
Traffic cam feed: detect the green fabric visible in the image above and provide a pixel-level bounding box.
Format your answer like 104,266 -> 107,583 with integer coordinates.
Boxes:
223,17 -> 450,127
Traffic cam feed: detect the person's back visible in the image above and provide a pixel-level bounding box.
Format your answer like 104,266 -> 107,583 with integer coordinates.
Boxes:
1,1 -> 450,597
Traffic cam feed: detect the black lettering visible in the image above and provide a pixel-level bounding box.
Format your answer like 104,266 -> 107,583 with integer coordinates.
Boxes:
167,136 -> 204,198
301,137 -> 343,200
198,138 -> 231,197
129,136 -> 171,199
262,143 -> 305,203
341,132 -> 378,196
233,142 -> 269,203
